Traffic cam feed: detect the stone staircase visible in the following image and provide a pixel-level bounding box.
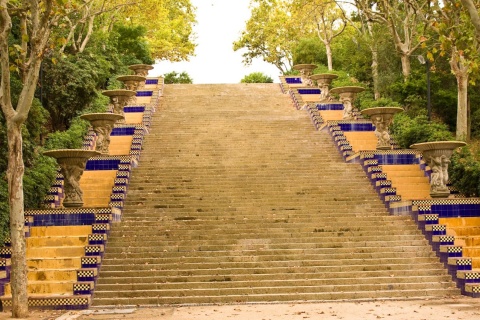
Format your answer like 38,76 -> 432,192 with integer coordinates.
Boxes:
92,83 -> 459,305
0,77 -> 161,309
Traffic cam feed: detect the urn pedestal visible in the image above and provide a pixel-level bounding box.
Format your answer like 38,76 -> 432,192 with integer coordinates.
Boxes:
44,150 -> 101,207
128,64 -> 154,77
361,107 -> 404,150
329,86 -> 365,120
80,113 -> 124,155
117,74 -> 147,92
310,74 -> 338,101
410,141 -> 467,198
102,89 -> 136,121
292,64 -> 317,87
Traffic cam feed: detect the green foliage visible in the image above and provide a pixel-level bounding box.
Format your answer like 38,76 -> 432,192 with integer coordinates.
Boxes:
241,72 -> 273,83
331,27 -> 373,83
391,114 -> 454,149
0,180 -> 9,244
23,154 -> 57,209
293,37 -> 326,65
44,117 -> 90,150
41,53 -> 101,131
356,93 -> 402,110
110,24 -> 155,66
163,71 -> 193,84
450,146 -> 480,197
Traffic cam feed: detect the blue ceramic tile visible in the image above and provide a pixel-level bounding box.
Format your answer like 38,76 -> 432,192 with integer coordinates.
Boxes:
316,103 -> 344,110
124,106 -> 146,113
145,79 -> 158,84
136,91 -> 153,97
298,88 -> 321,94
285,77 -> 302,84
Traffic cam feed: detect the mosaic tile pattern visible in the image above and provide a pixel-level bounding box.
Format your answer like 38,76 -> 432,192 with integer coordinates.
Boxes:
73,282 -> 95,295
136,91 -> 153,97
1,296 -> 91,310
81,256 -> 101,268
1,73 -> 161,310
145,79 -> 159,85
298,88 -> 321,94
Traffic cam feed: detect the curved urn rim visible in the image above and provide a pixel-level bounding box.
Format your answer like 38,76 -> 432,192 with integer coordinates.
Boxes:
310,74 -> 339,81
43,149 -> 101,160
361,107 -> 404,117
329,86 -> 365,94
128,64 -> 154,71
410,141 -> 467,151
102,89 -> 136,97
117,75 -> 147,82
292,64 -> 317,71
80,113 -> 125,122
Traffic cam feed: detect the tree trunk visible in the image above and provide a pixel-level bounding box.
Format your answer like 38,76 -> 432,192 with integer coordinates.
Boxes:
367,20 -> 380,99
371,47 -> 380,99
400,53 -> 411,80
455,70 -> 469,141
325,42 -> 333,71
6,122 -> 28,318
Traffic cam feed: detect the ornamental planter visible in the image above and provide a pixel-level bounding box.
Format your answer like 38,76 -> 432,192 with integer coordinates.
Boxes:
310,74 -> 338,101
410,141 -> 467,198
329,86 -> 365,120
292,64 -> 317,87
102,89 -> 136,121
44,150 -> 101,207
117,75 -> 147,91
128,64 -> 154,77
80,113 -> 124,155
361,107 -> 404,150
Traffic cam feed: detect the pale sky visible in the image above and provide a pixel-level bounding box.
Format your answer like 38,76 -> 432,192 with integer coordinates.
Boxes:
149,0 -> 281,84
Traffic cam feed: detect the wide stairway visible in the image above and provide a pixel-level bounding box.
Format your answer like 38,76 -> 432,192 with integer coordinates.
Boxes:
93,83 -> 458,305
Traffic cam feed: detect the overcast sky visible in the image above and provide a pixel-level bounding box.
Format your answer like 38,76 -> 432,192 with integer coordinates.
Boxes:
149,0 -> 281,84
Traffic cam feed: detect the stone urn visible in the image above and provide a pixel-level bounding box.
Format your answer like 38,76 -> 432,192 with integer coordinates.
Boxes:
410,141 -> 467,198
329,86 -> 365,120
102,89 -> 136,120
80,113 -> 124,155
361,107 -> 404,150
310,74 -> 338,101
128,64 -> 153,77
44,149 -> 101,207
292,64 -> 317,87
117,75 -> 147,91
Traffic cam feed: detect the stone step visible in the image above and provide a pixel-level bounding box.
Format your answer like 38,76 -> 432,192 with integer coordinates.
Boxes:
108,225 -> 423,234
4,281 -> 75,295
96,268 -> 450,284
96,276 -> 454,292
26,246 -> 91,258
106,233 -> 426,243
26,269 -> 78,281
448,227 -> 480,236
27,236 -> 89,247
103,243 -> 434,255
30,225 -> 92,237
27,257 -> 82,269
98,252 -> 441,270
101,250 -> 438,262
92,288 -> 459,306
93,282 -> 457,300
97,260 -> 447,276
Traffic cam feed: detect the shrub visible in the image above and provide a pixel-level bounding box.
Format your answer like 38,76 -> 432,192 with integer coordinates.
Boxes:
450,146 -> 480,197
241,72 -> 273,83
163,71 -> 193,84
391,114 -> 454,149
